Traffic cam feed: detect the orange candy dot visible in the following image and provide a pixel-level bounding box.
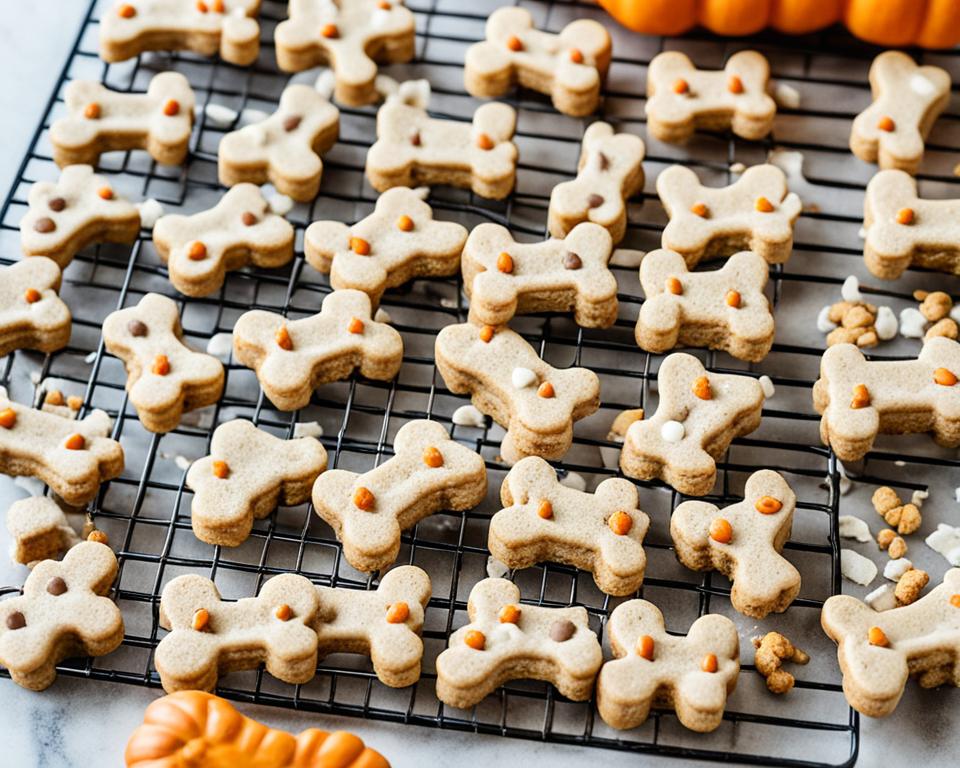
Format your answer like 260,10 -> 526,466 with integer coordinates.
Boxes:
537,500 -> 553,520
666,276 -> 682,295
212,460 -> 229,479
479,325 -> 495,343
84,102 -> 101,119
64,433 -> 86,451
877,116 -> 895,132
188,241 -> 207,260
321,23 -> 339,38
163,99 -> 180,116
537,381 -> 555,398
569,48 -> 584,64
690,202 -> 708,217
608,511 -> 633,536
636,634 -> 655,660
397,214 -> 414,232
422,446 -> 444,468
24,288 -> 41,304
950,594 -> 960,608
0,408 -> 16,429
506,35 -> 523,52
691,375 -> 712,400
464,629 -> 486,650
850,383 -> 871,409
353,486 -> 375,511
348,317 -> 364,334
350,237 -> 371,255
196,0 -> 208,11
755,196 -> 774,213
46,390 -> 65,406
212,0 -> 225,10
476,132 -> 494,151
701,653 -> 718,673
755,495 -> 783,515
934,367 -> 958,386
499,604 -> 521,624
386,601 -> 410,623
497,251 -> 514,274
377,1 -> 392,8
868,626 -> 888,647
673,79 -> 689,95
728,75 -> 744,94
710,517 -> 732,544
151,354 -> 170,376
118,4 -> 136,18
98,186 -> 114,200
275,325 -> 293,350
275,604 -> 292,621
192,608 -> 210,631
896,208 -> 915,225
725,290 -> 741,308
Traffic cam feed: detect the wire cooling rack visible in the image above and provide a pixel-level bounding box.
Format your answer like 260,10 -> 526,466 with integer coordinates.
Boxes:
3,0 -> 960,765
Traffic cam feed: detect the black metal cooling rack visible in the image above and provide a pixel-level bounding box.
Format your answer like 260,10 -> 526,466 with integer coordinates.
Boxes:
3,0 -> 960,764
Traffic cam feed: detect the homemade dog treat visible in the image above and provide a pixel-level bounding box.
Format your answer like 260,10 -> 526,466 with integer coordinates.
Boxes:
0,396 -> 124,506
637,248 -> 774,362
187,419 -> 328,547
232,289 -> 403,411
0,541 -> 123,691
6,496 -> 83,566
434,323 -> 600,464
155,573 -> 320,693
20,165 -> 140,269
596,599 -> 740,732
0,258 -> 71,358
489,455 -> 649,596
646,50 -> 776,143
153,184 -> 295,296
103,293 -> 225,433
218,84 -> 340,202
50,72 -> 195,167
461,222 -> 617,328
305,186 -> 468,306
657,164 -> 802,267
463,6 -> 611,117
850,51 -> 951,175
821,567 -> 960,717
752,631 -> 810,695
124,691 -> 391,768
99,0 -> 261,66
366,100 -> 518,200
435,578 -> 603,709
312,420 -> 486,572
619,353 -> 765,496
314,565 -> 431,687
670,470 -> 800,618
275,0 -> 416,107
863,169 -> 960,279
547,122 -> 645,244
813,337 -> 960,461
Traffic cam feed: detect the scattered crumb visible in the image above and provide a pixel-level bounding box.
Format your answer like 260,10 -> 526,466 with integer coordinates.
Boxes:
452,404 -> 485,428
883,557 -> 912,581
894,568 -> 928,606
137,198 -> 165,228
840,275 -> 862,303
758,375 -> 775,399
174,455 -> 192,471
858,226 -> 867,239
816,305 -> 838,333
610,248 -> 645,268
840,548 -> 877,585
315,69 -> 336,100
729,162 -> 746,174
485,556 -> 509,579
773,82 -> 801,110
84,352 -> 97,364
374,308 -> 392,324
865,583 -> 897,612
910,489 -> 928,508
838,515 -> 871,543
752,631 -> 809,694
203,103 -> 238,127
205,333 -> 233,362
293,421 -> 323,439
267,192 -> 294,216
874,306 -> 898,341
926,523 -> 960,566
871,486 -> 921,534
899,307 -> 927,339
559,471 -> 586,492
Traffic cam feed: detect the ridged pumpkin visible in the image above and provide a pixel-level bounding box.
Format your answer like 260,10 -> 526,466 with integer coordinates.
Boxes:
597,0 -> 960,49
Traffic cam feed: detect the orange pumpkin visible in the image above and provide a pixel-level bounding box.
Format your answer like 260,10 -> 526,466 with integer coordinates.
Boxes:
124,691 -> 390,768
598,0 -> 960,49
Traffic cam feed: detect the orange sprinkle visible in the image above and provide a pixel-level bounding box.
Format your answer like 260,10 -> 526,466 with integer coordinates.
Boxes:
499,604 -> 521,624
725,290 -> 741,308
569,48 -> 584,64
877,116 -> 895,132
188,241 -> 207,260
377,1 -> 392,8
45,390 -> 65,406
321,23 -> 339,38
196,0 -> 208,11
691,375 -> 712,400
950,594 -> 960,608
690,202 -> 708,217
537,500 -> 553,520
353,486 -> 375,511
479,325 -> 495,343
212,460 -> 229,479
710,517 -> 732,544
464,629 -> 486,650
701,653 -> 718,673
348,317 -> 364,334
275,325 -> 293,350
350,237 -> 371,255
84,102 -> 101,119
537,381 -> 555,398
506,35 -> 523,52
397,214 -> 414,232
755,196 -> 774,213
497,251 -> 513,274
666,276 -> 682,295
636,634 -> 655,660
868,626 -> 888,647
151,354 -> 170,376
755,495 -> 783,515
476,132 -> 494,151
850,383 -> 871,409
212,0 -> 225,10
64,433 -> 85,451
118,4 -> 136,18
0,408 -> 16,429
896,207 -> 915,225
98,186 -> 114,200
87,530 -> 109,545
67,395 -> 83,411
422,446 -> 444,468
386,601 -> 410,623
728,75 -> 744,94
673,78 -> 689,95
275,604 -> 292,621
192,608 -> 210,632
934,367 -> 958,386
608,511 -> 633,536
24,288 -> 42,304
163,99 -> 180,116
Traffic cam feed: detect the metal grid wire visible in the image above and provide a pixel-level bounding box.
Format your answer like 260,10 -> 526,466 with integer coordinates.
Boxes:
3,0 -> 960,764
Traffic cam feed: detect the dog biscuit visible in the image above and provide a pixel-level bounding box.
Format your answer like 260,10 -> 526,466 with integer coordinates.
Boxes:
0,258 -> 71,358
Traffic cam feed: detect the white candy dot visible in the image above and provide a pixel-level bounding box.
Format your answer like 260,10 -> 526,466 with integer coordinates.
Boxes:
841,275 -> 862,303
136,198 -> 165,229
840,548 -> 877,586
865,583 -> 897,612
874,306 -> 898,340
268,193 -> 294,216
899,307 -> 927,339
660,420 -> 685,443
511,367 -> 537,389
758,375 -> 775,399
610,249 -> 645,268
203,103 -> 238,128
452,404 -> 485,428
293,421 -> 324,438
205,332 -> 233,361
883,558 -> 913,582
838,515 -> 871,543
816,305 -> 837,333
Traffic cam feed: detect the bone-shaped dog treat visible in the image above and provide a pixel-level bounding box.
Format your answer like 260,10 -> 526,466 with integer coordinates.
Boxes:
646,50 -> 776,143
463,6 -> 611,117
366,100 -> 518,200
850,51 -> 951,175
153,184 -> 295,296
305,186 -> 468,306
461,222 -> 617,328
6,496 -> 83,566
20,165 -> 140,269
0,258 -> 71,358
863,169 -> 960,279
155,573 -> 320,693
489,456 -> 649,596
637,249 -> 774,362
657,164 -> 801,267
314,565 -> 431,687
619,353 -> 765,496
50,72 -> 195,168
0,397 -> 124,506
275,0 -> 416,107
218,85 -> 339,202
547,122 -> 644,244
813,337 -> 960,462
435,323 -> 600,464
187,420 -> 328,547
312,420 -> 486,572
103,293 -> 225,433
821,567 -> 960,717
435,578 -> 603,708
596,599 -> 740,732
0,541 -> 123,691
99,0 -> 261,66
233,289 -> 403,411
670,470 -> 800,618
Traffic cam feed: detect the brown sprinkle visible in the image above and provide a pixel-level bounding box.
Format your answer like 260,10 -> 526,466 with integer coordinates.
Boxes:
65,433 -> 85,450
192,608 -> 210,632
479,325 -> 495,343
728,75 -> 744,94
637,634 -> 655,660
128,319 -> 147,337
476,132 -> 494,150
163,99 -> 180,117
212,460 -> 229,479
33,217 -> 55,233
152,354 -> 170,376
353,486 -> 375,511
537,500 -> 553,520
850,383 -> 871,409
410,130 -> 421,146
896,207 -> 915,225
499,604 -> 521,624
275,604 -> 293,621
537,381 -> 555,398
350,237 -> 370,255
275,325 -> 293,350
24,288 -> 41,304
587,193 -> 604,208
386,601 -> 410,623
48,197 -> 66,212
6,612 -> 25,630
0,408 -> 16,429
348,317 -> 364,334
241,211 -> 257,226
710,517 -> 732,544
464,629 -> 486,650
549,619 -> 576,642
397,214 -> 414,232
422,446 -> 444,468
563,252 -> 582,270
725,290 -> 741,308
755,196 -> 774,213
47,577 -> 68,596
188,241 -> 207,261
877,116 -> 895,132
283,115 -> 302,132
691,375 -> 712,400
84,102 -> 101,119
496,251 -> 514,274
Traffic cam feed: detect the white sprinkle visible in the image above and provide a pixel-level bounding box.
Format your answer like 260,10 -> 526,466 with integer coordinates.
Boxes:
758,375 -> 775,399
293,421 -> 323,438
137,198 -> 165,229
397,79 -> 431,109
660,420 -> 684,443
817,305 -> 837,333
838,465 -> 853,496
883,558 -> 913,581
29,371 -> 41,384
858,226 -> 867,239
439,297 -> 458,309
899,307 -> 927,339
926,523 -> 960,566
205,332 -> 233,361
729,162 -> 746,174
84,351 -> 97,364
874,306 -> 898,340
610,249 -> 645,268
840,549 -> 877,585
241,124 -> 268,147
838,515 -> 872,543
374,308 -> 392,324
559,471 -> 587,492
865,583 -> 897,612
511,367 -> 537,389
452,404 -> 485,428
204,103 -> 238,128
315,69 -> 337,101
13,476 -> 46,496
894,460 -> 906,467
773,82 -> 801,110
910,488 -> 928,508
485,555 -> 509,579
239,107 -> 269,127
174,455 -> 192,471
910,73 -> 936,96
841,275 -> 862,303
950,304 -> 960,323
268,193 -> 294,216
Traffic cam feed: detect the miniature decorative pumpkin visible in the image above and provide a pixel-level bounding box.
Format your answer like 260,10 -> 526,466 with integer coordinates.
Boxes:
597,0 -> 960,49
125,691 -> 390,768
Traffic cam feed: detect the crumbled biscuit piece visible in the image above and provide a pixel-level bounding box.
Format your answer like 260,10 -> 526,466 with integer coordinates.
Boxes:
752,632 -> 809,694
877,528 -> 896,550
894,568 -> 928,605
919,291 -> 952,322
871,486 -> 921,534
825,301 -> 878,348
913,289 -> 929,301
925,317 -> 958,340
888,535 -> 907,560
609,408 -> 644,439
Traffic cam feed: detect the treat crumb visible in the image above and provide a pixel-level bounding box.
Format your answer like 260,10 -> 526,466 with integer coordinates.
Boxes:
752,632 -> 809,694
